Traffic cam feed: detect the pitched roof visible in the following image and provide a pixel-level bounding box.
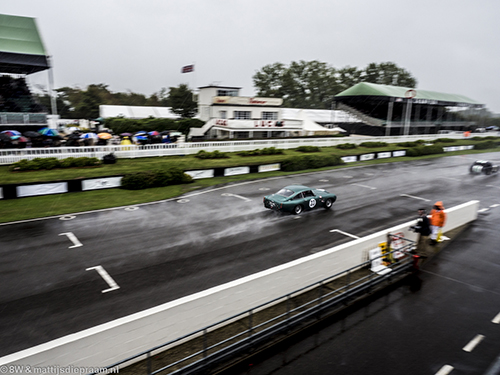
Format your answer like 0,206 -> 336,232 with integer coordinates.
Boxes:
335,82 -> 483,107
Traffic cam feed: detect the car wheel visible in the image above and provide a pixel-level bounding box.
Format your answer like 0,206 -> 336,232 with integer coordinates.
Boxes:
293,205 -> 303,215
324,198 -> 333,209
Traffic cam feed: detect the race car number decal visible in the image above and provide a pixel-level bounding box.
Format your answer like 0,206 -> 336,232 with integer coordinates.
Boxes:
309,199 -> 316,208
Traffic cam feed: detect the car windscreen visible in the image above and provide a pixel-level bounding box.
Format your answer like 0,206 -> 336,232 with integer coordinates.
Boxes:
276,188 -> 294,197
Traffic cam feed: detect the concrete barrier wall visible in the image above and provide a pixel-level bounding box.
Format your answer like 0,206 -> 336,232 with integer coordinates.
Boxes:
0,200 -> 479,371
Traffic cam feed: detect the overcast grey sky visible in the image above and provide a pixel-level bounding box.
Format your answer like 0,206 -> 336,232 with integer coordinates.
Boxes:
3,0 -> 500,113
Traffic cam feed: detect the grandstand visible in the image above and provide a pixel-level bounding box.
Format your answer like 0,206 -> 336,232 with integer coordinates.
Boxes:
0,14 -> 50,132
334,82 -> 486,136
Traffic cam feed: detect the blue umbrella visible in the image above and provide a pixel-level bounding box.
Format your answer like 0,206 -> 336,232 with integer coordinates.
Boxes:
80,133 -> 98,139
38,128 -> 59,137
136,135 -> 148,141
135,131 -> 147,136
1,130 -> 22,137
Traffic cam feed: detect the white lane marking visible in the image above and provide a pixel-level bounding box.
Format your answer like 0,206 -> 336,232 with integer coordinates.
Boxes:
352,183 -> 376,190
259,187 -> 270,190
491,204 -> 500,208
319,179 -> 329,182
221,193 -> 252,202
59,232 -> 83,248
343,175 -> 353,178
463,334 -> 485,352
435,364 -> 454,375
177,199 -> 190,203
486,185 -> 500,189
86,265 -> 120,293
492,312 -> 500,324
479,208 -> 489,213
329,229 -> 360,239
124,206 -> 139,211
400,194 -> 431,202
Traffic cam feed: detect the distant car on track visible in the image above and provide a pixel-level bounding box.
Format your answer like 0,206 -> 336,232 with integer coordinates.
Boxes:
470,160 -> 499,175
263,185 -> 337,214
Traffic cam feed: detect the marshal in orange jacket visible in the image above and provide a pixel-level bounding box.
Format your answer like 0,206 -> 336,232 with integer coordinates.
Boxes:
430,201 -> 447,227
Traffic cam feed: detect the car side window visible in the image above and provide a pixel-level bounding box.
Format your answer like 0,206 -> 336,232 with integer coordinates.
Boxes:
303,190 -> 314,198
292,193 -> 303,200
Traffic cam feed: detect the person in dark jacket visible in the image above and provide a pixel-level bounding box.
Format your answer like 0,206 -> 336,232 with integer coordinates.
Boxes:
412,208 -> 431,257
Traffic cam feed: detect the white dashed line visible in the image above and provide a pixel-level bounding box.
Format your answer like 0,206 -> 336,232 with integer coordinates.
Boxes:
329,229 -> 360,239
352,184 -> 376,190
400,194 -> 431,202
59,232 -> 83,248
479,208 -> 489,213
490,204 -> 500,208
463,334 -> 485,352
177,199 -> 190,203
221,193 -> 252,202
86,265 -> 120,293
435,364 -> 454,375
124,206 -> 139,211
492,312 -> 500,324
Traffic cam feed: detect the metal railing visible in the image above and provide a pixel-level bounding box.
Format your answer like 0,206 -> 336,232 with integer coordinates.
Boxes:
0,133 -> 479,165
91,235 -> 416,375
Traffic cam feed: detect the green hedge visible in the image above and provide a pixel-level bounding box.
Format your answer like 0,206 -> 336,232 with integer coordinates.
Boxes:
281,154 -> 344,172
473,140 -> 498,150
396,140 -> 425,147
406,145 -> 444,157
337,143 -> 357,150
359,141 -> 388,148
237,147 -> 284,156
120,167 -> 193,190
295,146 -> 321,153
195,150 -> 230,159
10,157 -> 101,171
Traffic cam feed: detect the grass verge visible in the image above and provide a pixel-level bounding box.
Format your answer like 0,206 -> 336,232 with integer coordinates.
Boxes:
0,144 -> 499,224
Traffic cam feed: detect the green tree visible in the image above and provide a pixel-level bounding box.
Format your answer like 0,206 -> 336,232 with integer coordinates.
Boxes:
253,60 -> 417,109
362,62 -> 417,87
166,84 -> 198,118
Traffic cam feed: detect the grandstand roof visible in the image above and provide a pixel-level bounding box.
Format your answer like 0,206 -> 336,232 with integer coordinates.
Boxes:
0,14 -> 49,74
335,82 -> 483,107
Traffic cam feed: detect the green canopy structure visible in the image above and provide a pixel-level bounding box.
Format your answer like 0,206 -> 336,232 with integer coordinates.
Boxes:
334,82 -> 485,136
0,14 -> 50,74
336,82 -> 483,108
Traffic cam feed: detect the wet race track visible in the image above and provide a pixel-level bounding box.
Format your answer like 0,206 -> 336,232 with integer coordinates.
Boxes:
1,152 -> 500,373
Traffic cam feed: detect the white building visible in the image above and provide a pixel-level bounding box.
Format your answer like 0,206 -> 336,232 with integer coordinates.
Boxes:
99,85 -> 361,140
190,85 -> 357,140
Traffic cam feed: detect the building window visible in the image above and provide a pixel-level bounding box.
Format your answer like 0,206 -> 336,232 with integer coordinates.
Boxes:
234,111 -> 251,120
217,89 -> 238,97
262,112 -> 278,120
219,110 -> 227,119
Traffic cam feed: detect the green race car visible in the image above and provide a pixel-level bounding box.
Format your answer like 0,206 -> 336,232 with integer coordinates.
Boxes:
263,185 -> 337,214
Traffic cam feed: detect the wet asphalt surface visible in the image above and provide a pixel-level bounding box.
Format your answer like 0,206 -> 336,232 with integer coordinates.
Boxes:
1,152 -> 500,365
230,207 -> 500,375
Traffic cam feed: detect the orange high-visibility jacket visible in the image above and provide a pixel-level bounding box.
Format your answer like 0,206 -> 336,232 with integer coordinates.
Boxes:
430,201 -> 447,227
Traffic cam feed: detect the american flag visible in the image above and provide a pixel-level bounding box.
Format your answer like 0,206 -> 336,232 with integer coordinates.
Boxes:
181,64 -> 194,73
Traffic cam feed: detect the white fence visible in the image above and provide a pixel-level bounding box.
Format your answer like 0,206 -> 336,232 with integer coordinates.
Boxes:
0,133 -> 487,165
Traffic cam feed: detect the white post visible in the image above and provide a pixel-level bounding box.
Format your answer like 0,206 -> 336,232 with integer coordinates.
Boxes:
47,55 -> 58,129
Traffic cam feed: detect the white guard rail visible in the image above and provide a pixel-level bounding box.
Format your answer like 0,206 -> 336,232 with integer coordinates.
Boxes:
0,133 -> 485,165
0,200 -> 479,372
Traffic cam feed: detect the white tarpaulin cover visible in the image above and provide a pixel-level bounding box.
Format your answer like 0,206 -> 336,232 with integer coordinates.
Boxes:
82,177 -> 123,191
17,182 -> 68,197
